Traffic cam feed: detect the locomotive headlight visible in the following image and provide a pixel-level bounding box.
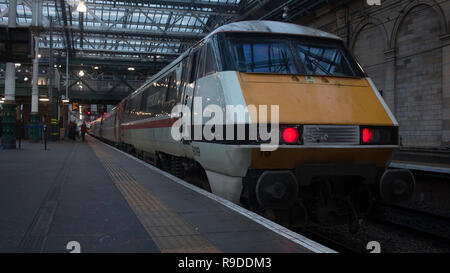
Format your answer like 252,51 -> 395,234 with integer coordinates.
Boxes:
280,126 -> 302,144
361,126 -> 398,145
282,128 -> 299,143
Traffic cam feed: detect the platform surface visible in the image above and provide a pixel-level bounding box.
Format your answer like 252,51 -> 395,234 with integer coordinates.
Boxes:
0,136 -> 331,253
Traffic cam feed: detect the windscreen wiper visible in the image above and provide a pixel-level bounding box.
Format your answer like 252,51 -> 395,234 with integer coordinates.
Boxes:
297,47 -> 332,76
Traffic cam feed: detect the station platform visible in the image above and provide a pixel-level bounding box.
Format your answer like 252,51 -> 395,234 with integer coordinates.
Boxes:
390,148 -> 450,174
0,135 -> 332,253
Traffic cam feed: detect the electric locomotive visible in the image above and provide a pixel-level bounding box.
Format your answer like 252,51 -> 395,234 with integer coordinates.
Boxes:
90,21 -> 415,231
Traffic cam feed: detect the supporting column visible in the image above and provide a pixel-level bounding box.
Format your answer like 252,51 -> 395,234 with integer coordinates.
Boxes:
1,0 -> 17,149
441,34 -> 450,145
48,17 -> 59,141
29,35 -> 40,142
29,0 -> 43,143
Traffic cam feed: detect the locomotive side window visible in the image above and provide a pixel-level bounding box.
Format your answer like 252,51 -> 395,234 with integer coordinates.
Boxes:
189,50 -> 199,83
165,71 -> 179,103
196,45 -> 207,79
180,57 -> 190,93
204,43 -> 218,76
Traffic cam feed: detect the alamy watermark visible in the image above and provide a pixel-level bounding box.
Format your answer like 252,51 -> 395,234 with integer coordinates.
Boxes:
170,97 -> 281,151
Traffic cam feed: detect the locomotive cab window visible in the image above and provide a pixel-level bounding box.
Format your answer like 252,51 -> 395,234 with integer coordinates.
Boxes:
230,39 -> 296,73
295,42 -> 355,77
222,33 -> 364,78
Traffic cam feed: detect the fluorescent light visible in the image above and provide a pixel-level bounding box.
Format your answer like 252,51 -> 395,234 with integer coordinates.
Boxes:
78,70 -> 85,77
77,1 -> 87,12
128,67 -> 135,71
39,98 -> 50,102
94,66 -> 99,70
15,63 -> 21,67
24,77 -> 28,81
62,99 -> 70,103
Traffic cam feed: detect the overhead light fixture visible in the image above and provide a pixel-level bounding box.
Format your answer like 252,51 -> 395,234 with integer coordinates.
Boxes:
39,98 -> 50,102
15,63 -> 21,68
24,77 -> 28,81
79,85 -> 83,89
62,99 -> 70,103
77,1 -> 87,13
128,67 -> 135,71
282,6 -> 289,19
94,66 -> 99,70
38,54 -> 42,58
78,70 -> 85,77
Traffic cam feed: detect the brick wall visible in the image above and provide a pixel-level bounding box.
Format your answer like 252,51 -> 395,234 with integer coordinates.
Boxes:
295,0 -> 450,148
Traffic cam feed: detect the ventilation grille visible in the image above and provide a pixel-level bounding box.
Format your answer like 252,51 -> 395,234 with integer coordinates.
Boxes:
303,125 -> 359,145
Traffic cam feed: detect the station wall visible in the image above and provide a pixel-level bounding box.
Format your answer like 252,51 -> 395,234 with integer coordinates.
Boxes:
295,0 -> 450,148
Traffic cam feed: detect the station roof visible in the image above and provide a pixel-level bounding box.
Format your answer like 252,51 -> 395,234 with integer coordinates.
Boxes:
0,0 -> 243,65
0,0 -> 336,104
0,0 -> 336,65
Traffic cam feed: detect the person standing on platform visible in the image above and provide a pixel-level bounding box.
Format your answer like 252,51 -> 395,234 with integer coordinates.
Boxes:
69,121 -> 76,141
67,121 -> 73,140
81,121 -> 87,142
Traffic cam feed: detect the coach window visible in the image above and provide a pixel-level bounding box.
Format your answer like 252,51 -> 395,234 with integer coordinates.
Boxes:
140,86 -> 149,116
125,100 -> 132,119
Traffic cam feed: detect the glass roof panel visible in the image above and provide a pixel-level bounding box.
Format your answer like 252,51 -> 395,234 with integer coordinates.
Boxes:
0,0 -> 241,62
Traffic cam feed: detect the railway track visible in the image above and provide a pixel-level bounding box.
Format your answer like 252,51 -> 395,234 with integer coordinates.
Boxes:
374,205 -> 450,244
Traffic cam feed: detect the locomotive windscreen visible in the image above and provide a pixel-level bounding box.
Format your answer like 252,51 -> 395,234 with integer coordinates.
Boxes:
222,33 -> 364,78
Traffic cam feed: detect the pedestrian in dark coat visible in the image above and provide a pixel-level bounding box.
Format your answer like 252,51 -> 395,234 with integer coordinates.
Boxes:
81,121 -> 87,142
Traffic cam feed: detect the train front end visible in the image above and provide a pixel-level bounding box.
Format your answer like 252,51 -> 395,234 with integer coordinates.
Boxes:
205,25 -> 415,230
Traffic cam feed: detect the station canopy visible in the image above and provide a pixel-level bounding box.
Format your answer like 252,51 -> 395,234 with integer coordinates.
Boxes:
0,0 -> 245,65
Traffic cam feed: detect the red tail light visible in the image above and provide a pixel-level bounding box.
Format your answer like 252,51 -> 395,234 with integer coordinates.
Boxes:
282,128 -> 299,143
362,128 -> 372,143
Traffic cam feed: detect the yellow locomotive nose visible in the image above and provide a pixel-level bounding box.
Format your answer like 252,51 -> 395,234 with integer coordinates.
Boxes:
237,73 -> 398,168
238,73 -> 394,126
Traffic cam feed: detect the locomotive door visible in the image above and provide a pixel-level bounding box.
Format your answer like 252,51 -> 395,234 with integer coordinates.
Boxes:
179,49 -> 200,144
